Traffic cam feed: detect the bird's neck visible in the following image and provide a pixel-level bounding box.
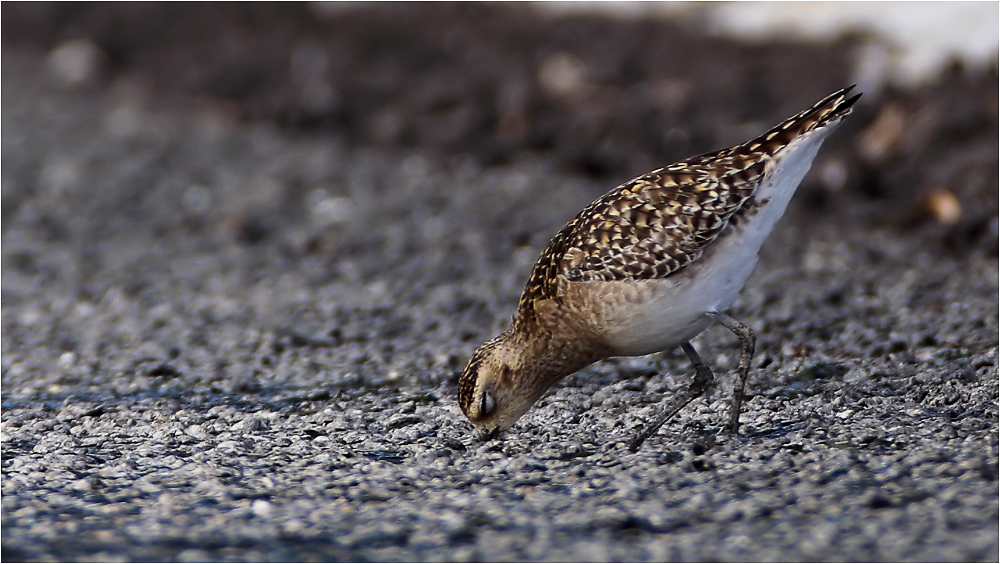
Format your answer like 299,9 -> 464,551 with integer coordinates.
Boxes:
508,313 -> 606,391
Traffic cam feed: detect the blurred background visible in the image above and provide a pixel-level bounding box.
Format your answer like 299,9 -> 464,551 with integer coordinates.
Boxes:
4,2 -> 997,189
3,2 -> 997,243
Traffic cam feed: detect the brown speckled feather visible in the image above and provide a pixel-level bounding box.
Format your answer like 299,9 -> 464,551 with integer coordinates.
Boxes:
517,86 -> 860,320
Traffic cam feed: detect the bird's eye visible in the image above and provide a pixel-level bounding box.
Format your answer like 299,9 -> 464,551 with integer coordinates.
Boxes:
480,390 -> 496,417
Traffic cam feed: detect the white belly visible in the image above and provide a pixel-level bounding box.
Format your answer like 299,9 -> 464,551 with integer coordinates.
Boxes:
588,228 -> 758,356
586,125 -> 834,356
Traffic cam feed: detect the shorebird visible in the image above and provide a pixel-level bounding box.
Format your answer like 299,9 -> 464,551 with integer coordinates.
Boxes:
458,86 -> 860,449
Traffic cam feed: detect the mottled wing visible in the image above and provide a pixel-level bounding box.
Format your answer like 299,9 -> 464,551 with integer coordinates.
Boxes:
519,86 -> 860,312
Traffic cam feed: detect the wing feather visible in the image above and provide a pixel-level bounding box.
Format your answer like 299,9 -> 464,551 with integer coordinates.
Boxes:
517,86 -> 861,316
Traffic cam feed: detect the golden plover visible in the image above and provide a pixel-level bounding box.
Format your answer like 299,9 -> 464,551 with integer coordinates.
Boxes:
458,86 -> 861,449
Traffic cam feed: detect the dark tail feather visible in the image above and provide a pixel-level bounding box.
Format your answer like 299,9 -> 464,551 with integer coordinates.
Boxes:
736,85 -> 861,158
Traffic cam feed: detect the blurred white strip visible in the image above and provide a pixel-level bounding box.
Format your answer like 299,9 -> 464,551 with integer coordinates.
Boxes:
532,1 -> 999,88
705,1 -> 998,87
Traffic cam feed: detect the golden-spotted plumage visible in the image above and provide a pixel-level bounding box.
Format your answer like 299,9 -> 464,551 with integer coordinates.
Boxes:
520,86 -> 859,311
459,86 -> 861,444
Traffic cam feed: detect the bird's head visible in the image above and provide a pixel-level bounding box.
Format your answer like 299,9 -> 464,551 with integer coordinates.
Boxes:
457,330 -> 554,440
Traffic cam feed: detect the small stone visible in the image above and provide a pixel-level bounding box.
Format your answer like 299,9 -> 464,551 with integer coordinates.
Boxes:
922,188 -> 962,225
46,39 -> 105,87
251,499 -> 273,518
57,352 -> 77,370
184,425 -> 209,440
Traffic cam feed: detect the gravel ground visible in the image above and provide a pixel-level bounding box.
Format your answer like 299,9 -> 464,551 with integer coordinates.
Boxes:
2,5 -> 998,562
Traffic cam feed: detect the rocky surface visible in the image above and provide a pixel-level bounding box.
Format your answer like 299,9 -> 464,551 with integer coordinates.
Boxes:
2,4 -> 998,562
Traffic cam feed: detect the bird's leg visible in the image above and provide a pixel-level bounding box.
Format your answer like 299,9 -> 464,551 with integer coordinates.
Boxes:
707,311 -> 756,435
628,341 -> 715,451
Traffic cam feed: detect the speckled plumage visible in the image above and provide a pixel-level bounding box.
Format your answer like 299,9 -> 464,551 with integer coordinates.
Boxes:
520,86 -> 860,312
459,86 -> 860,444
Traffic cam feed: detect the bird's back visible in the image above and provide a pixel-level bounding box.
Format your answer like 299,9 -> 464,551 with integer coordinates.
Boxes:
516,86 -> 861,326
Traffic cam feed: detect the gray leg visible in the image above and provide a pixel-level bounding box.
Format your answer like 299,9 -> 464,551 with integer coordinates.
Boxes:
628,341 -> 715,451
708,311 -> 756,435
